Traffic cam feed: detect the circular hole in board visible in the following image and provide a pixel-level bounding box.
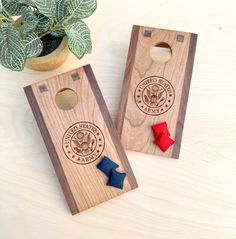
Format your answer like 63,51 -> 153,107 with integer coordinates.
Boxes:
150,42 -> 172,63
55,88 -> 78,110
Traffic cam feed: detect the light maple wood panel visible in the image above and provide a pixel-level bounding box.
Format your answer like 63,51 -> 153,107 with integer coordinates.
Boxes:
24,66 -> 137,214
116,26 -> 197,159
0,0 -> 236,238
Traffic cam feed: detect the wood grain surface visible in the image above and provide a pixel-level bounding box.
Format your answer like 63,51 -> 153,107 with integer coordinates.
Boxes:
24,65 -> 137,214
0,0 -> 236,238
116,26 -> 197,159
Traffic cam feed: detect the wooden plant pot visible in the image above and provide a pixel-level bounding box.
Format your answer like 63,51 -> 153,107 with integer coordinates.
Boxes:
26,37 -> 69,71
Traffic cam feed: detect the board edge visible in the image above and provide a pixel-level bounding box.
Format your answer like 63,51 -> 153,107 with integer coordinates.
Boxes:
24,85 -> 80,215
115,25 -> 140,137
83,64 -> 138,190
172,33 -> 198,159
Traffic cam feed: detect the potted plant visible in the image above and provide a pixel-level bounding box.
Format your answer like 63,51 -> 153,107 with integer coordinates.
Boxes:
0,0 -> 97,71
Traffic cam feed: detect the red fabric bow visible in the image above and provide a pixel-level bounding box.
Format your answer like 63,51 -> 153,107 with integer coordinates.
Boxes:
152,122 -> 175,152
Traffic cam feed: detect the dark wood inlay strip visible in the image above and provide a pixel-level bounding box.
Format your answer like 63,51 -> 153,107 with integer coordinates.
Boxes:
172,33 -> 198,158
116,25 -> 140,136
83,64 -> 138,190
24,86 -> 79,215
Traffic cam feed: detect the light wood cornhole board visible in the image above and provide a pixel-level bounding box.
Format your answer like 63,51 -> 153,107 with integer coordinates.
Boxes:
116,25 -> 197,159
24,65 -> 138,214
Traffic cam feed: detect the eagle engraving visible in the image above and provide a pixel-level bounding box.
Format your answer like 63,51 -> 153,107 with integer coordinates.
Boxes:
143,84 -> 165,107
72,131 -> 95,155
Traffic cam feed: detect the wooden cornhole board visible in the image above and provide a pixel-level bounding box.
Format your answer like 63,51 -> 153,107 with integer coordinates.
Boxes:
116,25 -> 197,159
24,65 -> 138,214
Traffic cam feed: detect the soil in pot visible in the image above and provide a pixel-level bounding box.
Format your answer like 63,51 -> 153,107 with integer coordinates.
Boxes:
26,34 -> 69,71
39,34 -> 63,57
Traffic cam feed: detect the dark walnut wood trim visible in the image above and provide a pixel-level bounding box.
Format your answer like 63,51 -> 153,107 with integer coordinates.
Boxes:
24,86 -> 79,215
172,33 -> 198,159
83,64 -> 138,190
116,25 -> 140,136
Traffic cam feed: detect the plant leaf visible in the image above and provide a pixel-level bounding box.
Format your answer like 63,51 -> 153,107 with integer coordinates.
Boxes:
51,0 -> 68,36
2,0 -> 24,16
23,32 -> 43,57
51,29 -> 66,37
30,0 -> 56,18
0,23 -> 26,71
68,0 -> 97,19
0,0 -> 3,12
65,20 -> 92,59
18,0 -> 34,6
35,12 -> 51,33
55,0 -> 68,23
19,0 -> 33,4
20,7 -> 38,34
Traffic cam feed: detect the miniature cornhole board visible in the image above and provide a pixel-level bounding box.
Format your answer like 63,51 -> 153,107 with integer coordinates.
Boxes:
24,65 -> 138,214
117,25 -> 197,159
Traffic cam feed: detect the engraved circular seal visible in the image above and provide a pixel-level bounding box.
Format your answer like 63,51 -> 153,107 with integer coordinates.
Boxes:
134,76 -> 175,116
62,122 -> 105,165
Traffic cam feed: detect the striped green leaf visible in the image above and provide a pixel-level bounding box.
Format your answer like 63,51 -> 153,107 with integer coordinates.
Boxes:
23,32 -> 43,57
30,0 -> 56,18
51,29 -> 66,37
65,20 -> 91,59
20,7 -> 38,34
19,0 -> 33,4
51,0 -> 68,37
0,24 -> 26,71
2,0 -> 24,16
35,12 -> 51,33
68,0 -> 97,19
0,1 -> 3,12
55,0 -> 68,23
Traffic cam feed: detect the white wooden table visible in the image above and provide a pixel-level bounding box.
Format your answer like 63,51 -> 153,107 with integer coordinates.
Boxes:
1,0 -> 236,238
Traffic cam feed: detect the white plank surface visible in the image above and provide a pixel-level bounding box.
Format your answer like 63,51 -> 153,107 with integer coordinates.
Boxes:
0,0 -> 236,238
